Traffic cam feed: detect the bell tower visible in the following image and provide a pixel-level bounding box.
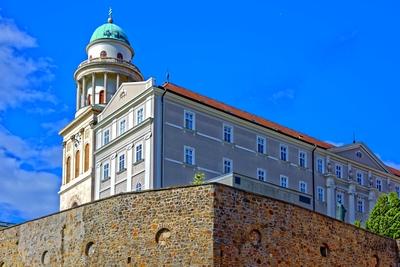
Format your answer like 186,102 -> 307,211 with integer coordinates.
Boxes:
59,10 -> 143,210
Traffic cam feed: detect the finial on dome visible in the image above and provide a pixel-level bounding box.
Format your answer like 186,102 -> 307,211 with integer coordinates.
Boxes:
108,7 -> 113,23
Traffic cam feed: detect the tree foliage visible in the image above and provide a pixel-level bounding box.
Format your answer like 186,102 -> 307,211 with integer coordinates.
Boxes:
353,220 -> 361,228
192,172 -> 205,185
365,192 -> 400,239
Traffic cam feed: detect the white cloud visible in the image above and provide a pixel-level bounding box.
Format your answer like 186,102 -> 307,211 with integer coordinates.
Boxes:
269,89 -> 295,102
0,17 -> 55,111
383,160 -> 400,170
41,118 -> 69,135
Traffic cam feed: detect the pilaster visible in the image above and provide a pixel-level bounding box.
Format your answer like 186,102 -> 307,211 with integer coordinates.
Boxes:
326,174 -> 336,218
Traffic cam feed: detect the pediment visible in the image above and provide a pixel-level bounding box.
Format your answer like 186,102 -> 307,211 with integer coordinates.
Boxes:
329,143 -> 389,173
99,78 -> 155,121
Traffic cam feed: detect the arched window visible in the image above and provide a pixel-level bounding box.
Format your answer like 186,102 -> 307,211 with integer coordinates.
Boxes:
89,55 -> 93,60
66,157 -> 71,184
71,202 -> 78,208
84,144 -> 90,172
117,53 -> 123,60
99,90 -> 105,104
100,50 -> 107,58
136,182 -> 142,191
87,94 -> 91,105
75,150 -> 80,178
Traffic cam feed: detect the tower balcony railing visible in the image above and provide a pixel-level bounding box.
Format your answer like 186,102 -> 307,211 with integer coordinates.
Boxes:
78,57 -> 135,69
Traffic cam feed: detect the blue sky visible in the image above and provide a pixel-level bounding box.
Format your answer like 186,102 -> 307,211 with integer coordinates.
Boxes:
0,1 -> 399,222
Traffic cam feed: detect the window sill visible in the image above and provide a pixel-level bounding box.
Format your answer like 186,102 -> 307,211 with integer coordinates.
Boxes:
133,159 -> 144,166
116,169 -> 127,175
183,128 -> 196,134
101,177 -> 111,182
183,163 -> 196,168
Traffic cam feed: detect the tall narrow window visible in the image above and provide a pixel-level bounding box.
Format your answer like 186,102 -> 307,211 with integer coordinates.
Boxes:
103,129 -> 110,145
87,94 -> 91,105
376,179 -> 382,192
356,171 -> 363,186
257,136 -> 266,154
280,144 -> 288,161
84,144 -> 90,172
257,168 -> 266,181
102,163 -> 110,180
136,107 -> 144,124
119,119 -> 126,135
299,151 -> 307,168
184,146 -> 195,165
335,164 -> 342,178
317,187 -> 325,202
66,157 -> 71,183
357,198 -> 365,213
184,110 -> 195,130
317,158 -> 324,174
75,150 -> 80,178
118,154 -> 125,172
336,192 -> 344,204
396,186 -> 400,198
223,158 -> 232,174
280,175 -> 288,188
99,90 -> 105,104
223,125 -> 233,143
135,144 -> 143,162
299,181 -> 307,193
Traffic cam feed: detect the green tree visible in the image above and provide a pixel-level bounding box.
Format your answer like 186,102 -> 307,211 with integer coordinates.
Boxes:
192,172 -> 205,185
353,220 -> 361,228
365,192 -> 400,239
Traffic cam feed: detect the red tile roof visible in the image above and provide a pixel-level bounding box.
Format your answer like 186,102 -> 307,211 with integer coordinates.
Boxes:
162,82 -> 400,177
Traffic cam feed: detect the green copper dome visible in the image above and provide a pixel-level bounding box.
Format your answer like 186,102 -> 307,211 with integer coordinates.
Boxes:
90,22 -> 130,46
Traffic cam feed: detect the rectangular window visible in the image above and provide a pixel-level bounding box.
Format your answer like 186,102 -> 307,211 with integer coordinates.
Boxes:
376,178 -> 382,192
357,198 -> 365,213
257,136 -> 266,154
118,154 -> 125,172
119,119 -> 126,135
280,144 -> 288,161
280,175 -> 288,188
299,181 -> 307,193
135,144 -> 143,162
299,151 -> 307,168
336,192 -> 344,204
223,158 -> 233,174
257,168 -> 266,181
184,110 -> 195,130
136,107 -> 144,125
317,158 -> 324,174
102,163 -> 110,180
317,187 -> 325,202
103,129 -> 110,145
335,164 -> 342,179
223,124 -> 233,143
184,146 -> 195,165
396,186 -> 400,198
356,171 -> 363,186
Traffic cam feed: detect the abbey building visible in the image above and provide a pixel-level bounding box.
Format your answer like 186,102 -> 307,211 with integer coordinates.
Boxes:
59,14 -> 400,225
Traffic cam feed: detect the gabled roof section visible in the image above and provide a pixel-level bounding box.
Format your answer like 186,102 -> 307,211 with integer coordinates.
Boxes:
162,82 -> 333,149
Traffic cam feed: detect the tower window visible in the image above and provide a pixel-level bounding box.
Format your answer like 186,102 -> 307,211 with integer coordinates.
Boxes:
99,90 -> 105,104
75,150 -> 80,178
100,50 -> 107,58
117,53 -> 123,60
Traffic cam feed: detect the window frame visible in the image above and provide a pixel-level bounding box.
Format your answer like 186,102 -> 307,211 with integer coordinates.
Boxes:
336,191 -> 344,204
317,186 -> 325,202
184,110 -> 195,130
376,178 -> 382,192
356,171 -> 364,186
136,182 -> 142,191
357,198 -> 365,213
256,136 -> 266,154
280,144 -> 288,161
299,151 -> 307,168
317,158 -> 324,174
223,158 -> 233,174
135,143 -> 143,162
335,164 -> 343,179
118,153 -> 126,172
257,168 -> 266,181
103,128 -> 110,146
119,118 -> 127,135
299,181 -> 307,193
184,146 -> 195,165
102,162 -> 110,181
280,175 -> 288,188
136,106 -> 144,125
223,124 -> 233,143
